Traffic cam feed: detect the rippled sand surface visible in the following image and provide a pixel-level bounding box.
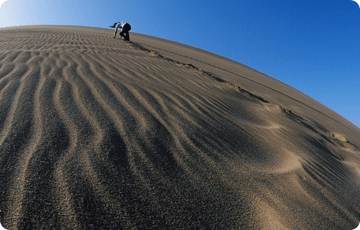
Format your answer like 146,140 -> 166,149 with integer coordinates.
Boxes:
0,25 -> 359,229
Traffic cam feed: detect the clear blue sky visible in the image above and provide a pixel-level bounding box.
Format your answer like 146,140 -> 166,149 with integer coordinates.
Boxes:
1,0 -> 360,128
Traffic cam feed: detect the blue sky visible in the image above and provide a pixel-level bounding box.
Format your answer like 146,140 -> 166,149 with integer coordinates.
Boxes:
1,0 -> 359,128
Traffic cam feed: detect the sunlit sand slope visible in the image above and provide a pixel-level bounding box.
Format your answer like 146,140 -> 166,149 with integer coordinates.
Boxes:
0,25 -> 359,229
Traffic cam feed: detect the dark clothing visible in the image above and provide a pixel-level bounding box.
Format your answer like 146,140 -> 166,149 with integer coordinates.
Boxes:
120,23 -> 131,41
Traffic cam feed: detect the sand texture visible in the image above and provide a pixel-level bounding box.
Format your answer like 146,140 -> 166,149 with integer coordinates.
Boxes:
0,25 -> 359,229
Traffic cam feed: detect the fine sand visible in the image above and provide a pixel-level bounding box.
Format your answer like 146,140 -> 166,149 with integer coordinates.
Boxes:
0,25 -> 359,229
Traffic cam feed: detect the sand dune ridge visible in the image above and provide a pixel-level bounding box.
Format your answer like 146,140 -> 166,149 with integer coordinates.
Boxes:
0,26 -> 359,229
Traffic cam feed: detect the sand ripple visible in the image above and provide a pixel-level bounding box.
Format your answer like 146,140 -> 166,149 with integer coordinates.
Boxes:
0,26 -> 359,229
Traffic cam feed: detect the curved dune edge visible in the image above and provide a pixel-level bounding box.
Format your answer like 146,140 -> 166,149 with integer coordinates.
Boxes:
0,25 -> 359,229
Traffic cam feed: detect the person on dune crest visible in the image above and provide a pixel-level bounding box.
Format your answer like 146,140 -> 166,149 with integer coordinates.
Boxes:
110,22 -> 131,41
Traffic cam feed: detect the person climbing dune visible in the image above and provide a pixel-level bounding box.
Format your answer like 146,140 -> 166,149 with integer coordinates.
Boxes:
110,22 -> 131,41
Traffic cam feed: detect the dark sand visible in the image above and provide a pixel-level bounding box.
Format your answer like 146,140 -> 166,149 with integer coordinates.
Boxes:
0,25 -> 359,229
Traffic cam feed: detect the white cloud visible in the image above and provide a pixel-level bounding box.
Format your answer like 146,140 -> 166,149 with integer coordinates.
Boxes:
0,0 -> 10,8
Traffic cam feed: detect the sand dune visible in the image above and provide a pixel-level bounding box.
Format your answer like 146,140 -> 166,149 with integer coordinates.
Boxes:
0,25 -> 359,229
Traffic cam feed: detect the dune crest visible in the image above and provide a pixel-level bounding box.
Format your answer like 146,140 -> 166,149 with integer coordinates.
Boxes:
0,25 -> 359,229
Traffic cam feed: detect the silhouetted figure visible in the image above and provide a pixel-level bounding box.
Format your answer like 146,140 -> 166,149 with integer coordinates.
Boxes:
110,22 -> 131,41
